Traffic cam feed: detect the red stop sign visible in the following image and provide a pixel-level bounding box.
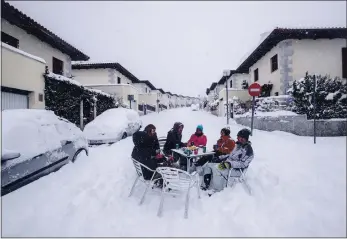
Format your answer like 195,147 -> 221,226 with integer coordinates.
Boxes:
248,82 -> 262,97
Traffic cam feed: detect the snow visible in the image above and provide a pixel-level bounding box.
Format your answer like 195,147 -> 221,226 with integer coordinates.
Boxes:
238,110 -> 298,118
46,73 -> 112,97
1,42 -> 46,64
2,108 -> 346,237
83,108 -> 141,142
1,109 -> 88,170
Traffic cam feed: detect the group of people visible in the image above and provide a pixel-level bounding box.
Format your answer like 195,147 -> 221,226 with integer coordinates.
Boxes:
131,122 -> 254,194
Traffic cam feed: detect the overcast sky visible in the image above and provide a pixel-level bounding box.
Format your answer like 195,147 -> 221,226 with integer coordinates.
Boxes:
8,1 -> 346,97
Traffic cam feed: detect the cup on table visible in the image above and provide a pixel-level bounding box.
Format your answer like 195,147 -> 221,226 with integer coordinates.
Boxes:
176,144 -> 179,149
213,144 -> 218,151
203,146 -> 207,153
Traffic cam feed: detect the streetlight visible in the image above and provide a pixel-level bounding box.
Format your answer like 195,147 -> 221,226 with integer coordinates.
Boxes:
223,70 -> 230,125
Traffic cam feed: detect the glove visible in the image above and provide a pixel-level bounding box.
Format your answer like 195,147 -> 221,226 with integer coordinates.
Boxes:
217,162 -> 231,170
168,156 -> 174,161
155,154 -> 164,159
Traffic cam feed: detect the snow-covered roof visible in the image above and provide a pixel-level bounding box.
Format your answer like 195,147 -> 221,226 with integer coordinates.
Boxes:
2,42 -> 46,64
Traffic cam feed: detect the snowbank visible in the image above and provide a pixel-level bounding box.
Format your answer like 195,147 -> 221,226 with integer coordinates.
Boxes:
2,42 -> 46,64
83,108 -> 141,141
2,109 -> 88,169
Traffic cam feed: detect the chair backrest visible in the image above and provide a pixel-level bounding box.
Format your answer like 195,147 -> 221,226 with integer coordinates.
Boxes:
131,158 -> 144,178
158,136 -> 167,150
156,167 -> 193,191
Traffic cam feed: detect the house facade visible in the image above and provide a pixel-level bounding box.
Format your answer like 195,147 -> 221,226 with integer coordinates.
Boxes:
1,1 -> 89,110
71,62 -> 140,110
237,27 -> 347,96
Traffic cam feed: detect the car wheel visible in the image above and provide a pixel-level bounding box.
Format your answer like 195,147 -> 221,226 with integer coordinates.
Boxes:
122,132 -> 128,139
72,149 -> 87,163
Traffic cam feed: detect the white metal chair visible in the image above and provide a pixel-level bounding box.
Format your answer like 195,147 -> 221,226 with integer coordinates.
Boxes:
129,158 -> 162,205
158,137 -> 167,151
226,167 -> 252,195
156,167 -> 201,219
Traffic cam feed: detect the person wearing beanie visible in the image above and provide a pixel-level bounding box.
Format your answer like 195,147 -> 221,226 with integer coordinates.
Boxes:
201,128 -> 254,193
194,127 -> 235,168
187,124 -> 207,147
215,128 -> 236,156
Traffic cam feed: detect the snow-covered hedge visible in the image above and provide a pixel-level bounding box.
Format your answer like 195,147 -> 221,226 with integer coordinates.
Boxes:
288,73 -> 347,120
44,72 -> 118,126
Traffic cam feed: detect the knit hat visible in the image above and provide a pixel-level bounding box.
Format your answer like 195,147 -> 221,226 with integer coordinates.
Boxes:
221,128 -> 230,136
237,128 -> 251,140
197,124 -> 203,132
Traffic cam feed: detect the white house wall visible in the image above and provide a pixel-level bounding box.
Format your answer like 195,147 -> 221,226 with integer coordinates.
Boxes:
1,19 -> 72,77
249,43 -> 281,95
72,68 -> 132,85
227,74 -> 251,90
2,44 -> 46,109
72,69 -> 110,85
291,38 -> 346,82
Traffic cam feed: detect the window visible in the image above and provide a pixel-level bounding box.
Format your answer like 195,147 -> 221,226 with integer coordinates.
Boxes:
117,77 -> 121,84
145,88 -> 147,93
52,57 -> 64,75
229,80 -> 233,88
38,93 -> 44,102
254,68 -> 259,82
1,32 -> 19,48
270,54 -> 278,72
342,48 -> 347,79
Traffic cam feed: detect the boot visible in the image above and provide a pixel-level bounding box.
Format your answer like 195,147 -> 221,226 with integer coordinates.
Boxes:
201,174 -> 211,191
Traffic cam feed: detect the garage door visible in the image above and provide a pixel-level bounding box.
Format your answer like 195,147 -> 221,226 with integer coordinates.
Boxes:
1,91 -> 28,110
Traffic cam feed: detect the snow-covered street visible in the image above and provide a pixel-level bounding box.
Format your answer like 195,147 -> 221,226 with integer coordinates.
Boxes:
2,108 -> 346,237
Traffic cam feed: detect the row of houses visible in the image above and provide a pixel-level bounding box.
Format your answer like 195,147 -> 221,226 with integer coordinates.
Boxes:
205,27 -> 347,117
1,1 -> 199,113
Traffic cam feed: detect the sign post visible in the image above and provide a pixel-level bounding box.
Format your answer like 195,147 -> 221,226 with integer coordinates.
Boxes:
313,75 -> 317,144
248,82 -> 262,136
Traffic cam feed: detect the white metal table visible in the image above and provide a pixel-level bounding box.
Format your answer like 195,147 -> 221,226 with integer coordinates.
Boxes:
171,148 -> 215,173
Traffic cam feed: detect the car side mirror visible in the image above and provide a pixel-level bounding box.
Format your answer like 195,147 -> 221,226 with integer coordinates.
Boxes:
2,152 -> 21,161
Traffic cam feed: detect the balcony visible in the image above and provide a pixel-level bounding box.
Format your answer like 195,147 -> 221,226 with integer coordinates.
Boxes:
1,43 -> 46,109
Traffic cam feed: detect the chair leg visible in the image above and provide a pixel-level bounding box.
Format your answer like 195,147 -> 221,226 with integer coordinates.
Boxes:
228,178 -> 237,189
157,187 -> 166,217
196,177 -> 201,199
128,176 -> 139,197
139,181 -> 151,205
242,179 -> 252,195
184,187 -> 191,219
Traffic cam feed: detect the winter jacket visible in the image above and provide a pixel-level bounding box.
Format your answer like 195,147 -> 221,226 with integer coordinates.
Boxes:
216,136 -> 235,155
131,130 -> 160,180
187,133 -> 207,147
219,141 -> 254,169
163,123 -> 186,155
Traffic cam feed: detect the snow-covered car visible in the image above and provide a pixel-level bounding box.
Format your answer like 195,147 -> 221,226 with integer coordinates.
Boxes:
191,104 -> 199,111
83,108 -> 142,145
1,109 -> 89,196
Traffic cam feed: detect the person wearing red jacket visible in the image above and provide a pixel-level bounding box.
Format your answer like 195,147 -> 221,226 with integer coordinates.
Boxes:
181,125 -> 207,171
187,124 -> 207,147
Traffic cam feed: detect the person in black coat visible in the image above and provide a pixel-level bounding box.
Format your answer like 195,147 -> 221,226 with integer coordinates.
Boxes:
163,122 -> 186,156
131,124 -> 164,180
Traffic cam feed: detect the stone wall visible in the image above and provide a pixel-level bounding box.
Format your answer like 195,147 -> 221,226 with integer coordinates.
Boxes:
235,114 -> 347,136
